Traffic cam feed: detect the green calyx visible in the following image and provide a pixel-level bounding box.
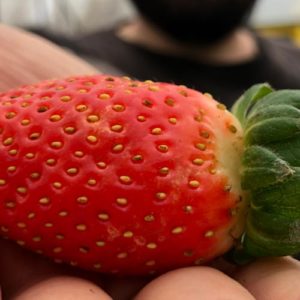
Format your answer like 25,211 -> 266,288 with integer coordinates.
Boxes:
230,83 -> 300,263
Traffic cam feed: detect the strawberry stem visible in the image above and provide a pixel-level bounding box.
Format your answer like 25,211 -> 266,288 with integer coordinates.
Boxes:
231,85 -> 300,263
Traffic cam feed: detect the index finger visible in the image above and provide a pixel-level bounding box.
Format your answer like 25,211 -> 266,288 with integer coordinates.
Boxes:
0,24 -> 97,92
234,256 -> 300,300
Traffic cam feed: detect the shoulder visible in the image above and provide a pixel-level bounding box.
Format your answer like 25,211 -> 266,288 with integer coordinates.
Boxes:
257,35 -> 300,89
260,35 -> 300,59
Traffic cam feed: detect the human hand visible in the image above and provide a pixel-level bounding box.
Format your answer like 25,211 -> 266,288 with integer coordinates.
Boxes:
1,23 -> 300,300
0,24 -> 97,92
1,238 -> 300,300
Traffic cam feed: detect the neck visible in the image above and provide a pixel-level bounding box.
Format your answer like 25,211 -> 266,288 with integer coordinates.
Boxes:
117,18 -> 259,65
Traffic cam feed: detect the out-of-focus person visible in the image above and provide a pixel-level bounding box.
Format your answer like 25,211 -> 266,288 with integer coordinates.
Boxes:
32,0 -> 300,107
2,23 -> 300,300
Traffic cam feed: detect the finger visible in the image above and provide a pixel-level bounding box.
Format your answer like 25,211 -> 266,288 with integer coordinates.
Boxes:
234,256 -> 300,300
0,239 -> 64,298
12,276 -> 111,300
0,238 -> 147,300
0,24 -> 97,92
134,266 -> 255,300
0,239 -> 106,299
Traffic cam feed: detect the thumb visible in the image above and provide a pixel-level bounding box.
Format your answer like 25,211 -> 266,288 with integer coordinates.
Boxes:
0,238 -> 110,300
0,238 -> 64,298
233,257 -> 300,300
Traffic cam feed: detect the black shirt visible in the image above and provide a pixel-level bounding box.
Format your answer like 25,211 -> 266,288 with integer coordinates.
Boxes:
36,28 -> 300,108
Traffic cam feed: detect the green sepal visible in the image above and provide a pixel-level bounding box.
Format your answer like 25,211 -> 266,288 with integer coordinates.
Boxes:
241,145 -> 294,190
244,117 -> 300,146
231,83 -> 274,127
231,85 -> 300,263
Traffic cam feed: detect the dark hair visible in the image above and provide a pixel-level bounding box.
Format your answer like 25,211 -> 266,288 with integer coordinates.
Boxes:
130,0 -> 256,44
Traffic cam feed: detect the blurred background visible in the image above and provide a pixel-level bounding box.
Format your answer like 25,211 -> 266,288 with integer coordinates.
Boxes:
0,0 -> 300,45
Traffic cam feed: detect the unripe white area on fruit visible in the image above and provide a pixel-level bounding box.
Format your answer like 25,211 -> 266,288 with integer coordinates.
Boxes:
205,96 -> 247,240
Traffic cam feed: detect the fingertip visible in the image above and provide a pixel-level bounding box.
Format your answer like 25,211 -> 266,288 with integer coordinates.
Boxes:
13,276 -> 111,300
134,266 -> 254,300
234,257 -> 300,300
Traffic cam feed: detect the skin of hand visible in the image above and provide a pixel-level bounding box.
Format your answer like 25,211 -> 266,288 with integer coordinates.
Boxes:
0,24 -> 97,92
1,23 -> 300,300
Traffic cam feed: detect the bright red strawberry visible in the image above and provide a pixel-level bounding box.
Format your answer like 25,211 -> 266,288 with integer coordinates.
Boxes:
0,75 -> 299,275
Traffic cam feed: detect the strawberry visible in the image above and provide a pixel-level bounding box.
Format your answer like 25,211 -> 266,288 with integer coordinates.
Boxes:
0,75 -> 299,275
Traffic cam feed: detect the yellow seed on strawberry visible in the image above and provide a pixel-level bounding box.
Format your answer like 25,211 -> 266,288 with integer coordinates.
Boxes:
112,144 -> 124,152
17,222 -> 27,229
86,135 -> 98,143
51,141 -> 63,149
76,224 -> 87,231
64,126 -> 76,134
7,166 -> 17,172
168,117 -> 177,124
189,180 -> 200,188
46,158 -> 56,165
17,187 -> 27,194
5,201 -> 16,208
146,243 -> 157,249
112,104 -> 125,112
27,213 -> 36,219
50,114 -> 62,122
157,145 -> 169,152
137,115 -> 146,122
204,230 -> 214,238
119,176 -> 132,184
193,158 -> 204,165
117,252 -> 128,259
25,153 -> 35,159
172,226 -> 184,234
144,215 -> 155,222
99,93 -> 111,100
8,149 -> 18,155
96,241 -> 106,247
21,119 -> 31,125
56,234 -> 64,240
3,137 -> 13,146
29,133 -> 41,141
76,104 -> 88,112
39,197 -> 51,205
77,196 -> 88,204
74,151 -> 84,157
58,211 -> 68,217
98,213 -> 110,221
5,112 -> 16,119
53,247 -> 63,253
159,167 -> 169,175
145,260 -> 156,266
87,179 -> 97,186
67,168 -> 78,175
151,128 -> 162,135
116,198 -> 128,206
111,124 -> 123,132
123,231 -> 134,238
97,161 -> 107,169
60,95 -> 71,102
156,192 -> 167,200
87,115 -> 100,123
